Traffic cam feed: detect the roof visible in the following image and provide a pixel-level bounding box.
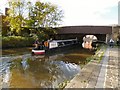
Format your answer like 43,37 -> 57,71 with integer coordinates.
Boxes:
57,26 -> 112,34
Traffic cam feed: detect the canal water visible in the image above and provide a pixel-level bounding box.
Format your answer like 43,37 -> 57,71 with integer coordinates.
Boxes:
1,47 -> 94,88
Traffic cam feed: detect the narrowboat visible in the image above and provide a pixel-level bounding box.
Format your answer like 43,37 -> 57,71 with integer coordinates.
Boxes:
32,38 -> 80,55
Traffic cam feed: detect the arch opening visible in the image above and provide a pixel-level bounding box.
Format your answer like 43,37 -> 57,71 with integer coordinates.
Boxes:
82,35 -> 97,49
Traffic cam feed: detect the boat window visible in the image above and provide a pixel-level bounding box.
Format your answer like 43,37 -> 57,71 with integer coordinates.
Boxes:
58,42 -> 64,47
57,39 -> 78,47
64,41 -> 72,45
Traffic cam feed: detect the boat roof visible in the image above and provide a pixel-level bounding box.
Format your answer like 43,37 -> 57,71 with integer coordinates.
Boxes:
51,39 -> 77,43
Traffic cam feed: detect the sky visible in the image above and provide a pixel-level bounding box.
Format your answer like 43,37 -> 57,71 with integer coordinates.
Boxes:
0,0 -> 119,26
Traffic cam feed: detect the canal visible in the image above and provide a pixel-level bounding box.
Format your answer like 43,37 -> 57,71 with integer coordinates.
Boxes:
1,47 -> 94,88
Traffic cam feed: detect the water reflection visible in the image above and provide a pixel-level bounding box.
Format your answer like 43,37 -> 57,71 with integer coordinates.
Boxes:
2,48 -> 93,88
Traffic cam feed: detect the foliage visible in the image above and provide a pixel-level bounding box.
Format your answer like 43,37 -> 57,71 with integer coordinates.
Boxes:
4,0 -> 26,35
24,1 -> 35,28
4,0 -> 63,37
58,80 -> 70,89
29,1 -> 63,39
2,36 -> 35,49
33,1 -> 63,28
88,45 -> 106,61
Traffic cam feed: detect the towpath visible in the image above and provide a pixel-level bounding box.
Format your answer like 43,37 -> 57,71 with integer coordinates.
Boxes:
65,47 -> 119,89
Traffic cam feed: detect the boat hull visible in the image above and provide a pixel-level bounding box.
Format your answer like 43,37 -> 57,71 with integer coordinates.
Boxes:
32,49 -> 45,55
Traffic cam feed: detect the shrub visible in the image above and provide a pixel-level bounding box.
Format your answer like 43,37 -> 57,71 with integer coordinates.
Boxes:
2,36 -> 35,49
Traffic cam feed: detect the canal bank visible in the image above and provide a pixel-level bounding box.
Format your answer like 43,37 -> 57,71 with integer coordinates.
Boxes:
2,47 -> 33,56
65,46 -> 119,89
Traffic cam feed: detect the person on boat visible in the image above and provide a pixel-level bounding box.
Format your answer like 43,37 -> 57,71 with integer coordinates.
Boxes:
34,38 -> 40,49
44,40 -> 49,49
43,38 -> 53,49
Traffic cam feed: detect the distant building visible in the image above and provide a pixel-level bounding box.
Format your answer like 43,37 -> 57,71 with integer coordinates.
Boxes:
0,8 -> 10,35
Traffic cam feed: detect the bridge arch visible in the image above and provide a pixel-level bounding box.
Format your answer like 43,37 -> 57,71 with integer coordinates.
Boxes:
82,35 -> 97,49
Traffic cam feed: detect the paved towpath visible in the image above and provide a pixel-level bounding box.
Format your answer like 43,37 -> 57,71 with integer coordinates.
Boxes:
65,47 -> 119,89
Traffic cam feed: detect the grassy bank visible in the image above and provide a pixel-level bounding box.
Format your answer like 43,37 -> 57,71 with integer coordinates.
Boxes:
2,36 -> 35,49
88,45 -> 107,62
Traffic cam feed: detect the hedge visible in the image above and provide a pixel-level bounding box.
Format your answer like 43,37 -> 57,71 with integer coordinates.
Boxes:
2,36 -> 36,49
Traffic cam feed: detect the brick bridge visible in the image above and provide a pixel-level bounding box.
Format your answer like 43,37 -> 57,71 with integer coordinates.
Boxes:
51,26 -> 120,44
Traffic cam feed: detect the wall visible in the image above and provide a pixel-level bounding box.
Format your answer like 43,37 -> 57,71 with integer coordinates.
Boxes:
112,26 -> 120,43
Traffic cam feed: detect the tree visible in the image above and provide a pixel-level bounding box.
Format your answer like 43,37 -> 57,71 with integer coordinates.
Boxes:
4,0 -> 26,35
42,3 -> 63,27
32,1 -> 63,39
25,1 -> 35,28
4,0 -> 63,37
33,1 -> 63,28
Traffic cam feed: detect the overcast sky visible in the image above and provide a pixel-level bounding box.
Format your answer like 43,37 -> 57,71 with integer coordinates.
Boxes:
0,0 -> 119,26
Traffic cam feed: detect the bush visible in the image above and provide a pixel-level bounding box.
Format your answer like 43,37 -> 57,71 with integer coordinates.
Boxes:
2,36 -> 35,49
